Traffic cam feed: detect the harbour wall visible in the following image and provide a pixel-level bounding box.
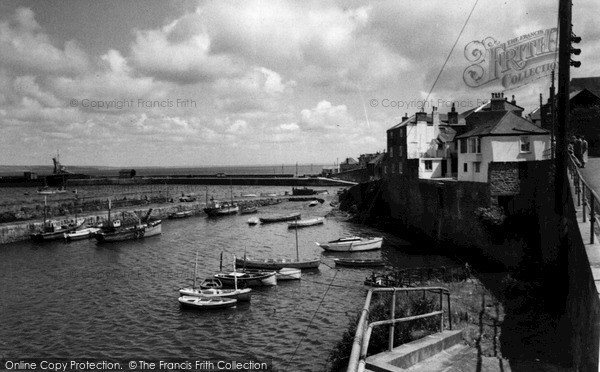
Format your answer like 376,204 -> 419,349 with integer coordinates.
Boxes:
341,159 -> 600,370
0,196 -> 290,245
0,176 -> 355,187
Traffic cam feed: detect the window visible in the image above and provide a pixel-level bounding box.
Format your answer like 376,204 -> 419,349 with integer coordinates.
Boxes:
424,160 -> 433,171
389,131 -> 394,140
389,147 -> 393,158
398,145 -> 403,156
463,163 -> 468,172
520,136 -> 531,152
468,137 -> 481,153
474,162 -> 481,173
460,139 -> 467,153
398,161 -> 403,174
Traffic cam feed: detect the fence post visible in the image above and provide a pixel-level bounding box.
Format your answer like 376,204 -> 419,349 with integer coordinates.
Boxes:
576,174 -> 581,206
389,289 -> 396,351
447,292 -> 452,330
439,289 -> 444,332
591,196 -> 595,245
583,184 -> 587,223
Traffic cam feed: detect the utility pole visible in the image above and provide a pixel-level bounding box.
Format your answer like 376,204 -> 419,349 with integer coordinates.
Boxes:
555,0 -> 572,217
550,70 -> 556,151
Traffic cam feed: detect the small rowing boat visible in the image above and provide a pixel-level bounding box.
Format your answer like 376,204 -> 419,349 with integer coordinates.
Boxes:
259,213 -> 301,224
287,217 -> 324,228
178,296 -> 237,310
316,236 -> 383,252
276,268 -> 301,280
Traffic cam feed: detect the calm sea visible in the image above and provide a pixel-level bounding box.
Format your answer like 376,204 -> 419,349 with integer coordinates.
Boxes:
0,186 -> 459,371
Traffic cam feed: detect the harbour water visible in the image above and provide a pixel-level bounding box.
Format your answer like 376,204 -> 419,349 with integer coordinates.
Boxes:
0,185 -> 459,371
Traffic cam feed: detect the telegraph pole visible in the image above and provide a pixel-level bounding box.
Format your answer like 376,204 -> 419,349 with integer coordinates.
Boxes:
555,0 -> 572,216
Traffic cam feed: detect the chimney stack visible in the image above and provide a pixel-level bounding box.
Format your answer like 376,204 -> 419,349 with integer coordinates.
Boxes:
490,92 -> 506,111
402,112 -> 408,122
415,111 -> 427,123
447,103 -> 458,124
511,95 -> 516,105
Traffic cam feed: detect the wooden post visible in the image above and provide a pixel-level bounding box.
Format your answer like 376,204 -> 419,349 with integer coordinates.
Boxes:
583,184 -> 587,222
591,196 -> 595,244
447,292 -> 452,330
389,290 -> 396,351
439,289 -> 444,332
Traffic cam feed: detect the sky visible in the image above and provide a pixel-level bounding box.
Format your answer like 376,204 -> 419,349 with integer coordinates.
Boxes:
0,0 -> 598,167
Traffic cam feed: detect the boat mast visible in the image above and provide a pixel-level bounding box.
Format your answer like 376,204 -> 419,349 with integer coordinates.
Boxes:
232,254 -> 238,290
295,216 -> 299,261
107,199 -> 111,227
43,196 -> 47,229
193,252 -> 198,290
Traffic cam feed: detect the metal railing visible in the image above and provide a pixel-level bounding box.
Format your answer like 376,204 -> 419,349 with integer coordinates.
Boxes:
567,154 -> 600,243
347,286 -> 451,372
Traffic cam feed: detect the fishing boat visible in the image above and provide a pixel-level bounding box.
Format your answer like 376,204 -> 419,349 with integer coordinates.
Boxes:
259,213 -> 301,224
287,217 -> 324,228
247,217 -> 259,225
333,258 -> 385,267
178,296 -> 237,310
204,184 -> 239,217
236,218 -> 320,270
276,268 -> 301,280
316,236 -> 384,252
30,197 -> 86,242
308,200 -> 319,207
204,201 -> 239,216
168,210 -> 193,219
179,253 -> 252,301
63,227 -> 100,241
240,206 -> 258,214
94,202 -> 162,243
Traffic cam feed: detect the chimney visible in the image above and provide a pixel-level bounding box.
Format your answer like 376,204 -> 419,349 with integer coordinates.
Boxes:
432,106 -> 440,126
511,95 -> 516,105
402,112 -> 408,122
490,92 -> 505,111
447,103 -> 458,124
415,111 -> 427,123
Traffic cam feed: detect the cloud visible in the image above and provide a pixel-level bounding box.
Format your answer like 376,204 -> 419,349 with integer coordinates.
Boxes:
0,7 -> 89,76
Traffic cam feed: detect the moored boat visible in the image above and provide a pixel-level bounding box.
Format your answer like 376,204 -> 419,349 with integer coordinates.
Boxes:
308,200 -> 319,207
333,258 -> 385,267
30,197 -> 86,242
287,217 -> 324,228
240,206 -> 258,214
247,217 -> 259,225
94,220 -> 162,242
168,210 -> 194,219
235,256 -> 320,270
178,296 -> 237,310
316,237 -> 384,252
204,201 -> 239,216
179,252 -> 252,301
259,213 -> 301,224
64,227 -> 100,241
214,269 -> 277,287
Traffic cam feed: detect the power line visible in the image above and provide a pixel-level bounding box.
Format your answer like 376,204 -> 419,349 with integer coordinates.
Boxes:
424,0 -> 480,106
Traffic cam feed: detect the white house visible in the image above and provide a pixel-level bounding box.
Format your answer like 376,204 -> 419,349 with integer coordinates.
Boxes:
456,110 -> 550,183
386,108 -> 456,179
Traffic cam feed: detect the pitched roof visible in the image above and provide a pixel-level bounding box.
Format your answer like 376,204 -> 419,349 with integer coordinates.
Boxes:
571,77 -> 600,96
387,112 -> 449,131
456,111 -> 549,139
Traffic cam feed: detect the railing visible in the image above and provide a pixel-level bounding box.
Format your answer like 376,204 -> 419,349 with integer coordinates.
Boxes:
543,146 -> 555,160
567,154 -> 600,243
347,287 -> 451,372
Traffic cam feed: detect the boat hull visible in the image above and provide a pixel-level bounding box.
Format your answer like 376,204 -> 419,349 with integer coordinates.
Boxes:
333,258 -> 385,267
178,296 -> 237,310
287,218 -> 324,228
204,205 -> 239,217
64,227 -> 100,241
214,271 -> 277,287
276,268 -> 301,280
317,237 -> 383,252
178,287 -> 252,302
259,213 -> 301,223
235,257 -> 320,270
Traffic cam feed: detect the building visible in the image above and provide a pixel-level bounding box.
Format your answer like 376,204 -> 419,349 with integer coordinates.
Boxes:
119,169 -> 136,178
456,111 -> 550,183
339,157 -> 360,172
385,107 -> 457,179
